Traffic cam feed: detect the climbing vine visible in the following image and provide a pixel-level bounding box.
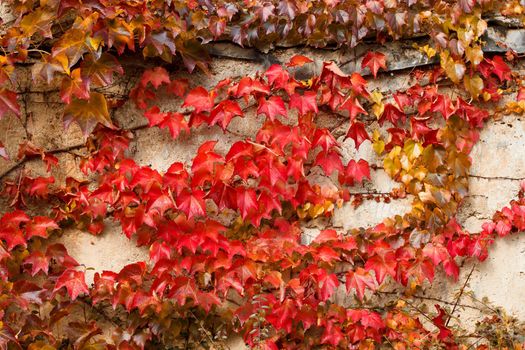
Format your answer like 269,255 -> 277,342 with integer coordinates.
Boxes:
0,0 -> 525,349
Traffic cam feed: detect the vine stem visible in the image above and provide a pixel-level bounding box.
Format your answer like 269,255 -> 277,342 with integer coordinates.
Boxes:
445,264 -> 476,327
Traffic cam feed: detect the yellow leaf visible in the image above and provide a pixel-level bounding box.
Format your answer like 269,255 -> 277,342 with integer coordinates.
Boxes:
63,92 -> 114,136
440,51 -> 465,84
370,90 -> 384,118
464,73 -> 484,100
417,44 -> 436,59
465,46 -> 483,66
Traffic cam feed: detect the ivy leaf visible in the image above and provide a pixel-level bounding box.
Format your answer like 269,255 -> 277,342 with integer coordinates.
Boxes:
365,249 -> 397,284
144,106 -> 167,127
23,251 -> 50,276
346,121 -> 370,149
286,55 -> 313,67
346,268 -> 377,300
0,88 -> 20,120
422,243 -> 449,266
257,96 -> 287,121
343,159 -> 370,186
432,305 -> 453,340
183,86 -> 215,113
63,92 -> 115,136
490,56 -> 511,81
289,91 -> 318,115
361,52 -> 387,78
140,67 -> 171,88
266,299 -> 297,333
159,112 -> 190,139
60,69 -> 90,104
80,53 -> 124,87
53,269 -> 89,301
26,216 -> 59,239
265,65 -> 290,90
314,150 -> 344,176
317,271 -> 339,301
209,100 -> 243,130
176,189 -> 206,220
236,187 -> 258,221
340,97 -> 367,120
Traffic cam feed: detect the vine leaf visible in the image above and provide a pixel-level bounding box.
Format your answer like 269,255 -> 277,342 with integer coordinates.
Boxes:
287,55 -> 313,67
257,96 -> 287,121
25,217 -> 59,240
361,52 -> 387,78
53,269 -> 89,301
346,268 -> 377,300
63,92 -> 115,136
346,121 -> 370,149
0,88 -> 20,120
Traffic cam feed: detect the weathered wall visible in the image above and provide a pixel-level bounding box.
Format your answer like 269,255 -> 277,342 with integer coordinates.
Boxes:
2,4 -> 525,345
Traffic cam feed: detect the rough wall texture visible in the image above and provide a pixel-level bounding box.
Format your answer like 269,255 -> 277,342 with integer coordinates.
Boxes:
2,4 -> 525,346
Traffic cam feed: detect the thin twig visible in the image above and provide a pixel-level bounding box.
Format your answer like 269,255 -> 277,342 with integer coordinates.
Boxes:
446,264 -> 476,327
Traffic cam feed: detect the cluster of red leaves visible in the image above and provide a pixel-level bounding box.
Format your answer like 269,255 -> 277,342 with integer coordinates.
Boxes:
0,45 -> 523,350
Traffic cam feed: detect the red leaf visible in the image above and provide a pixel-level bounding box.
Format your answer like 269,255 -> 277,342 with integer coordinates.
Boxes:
312,229 -> 339,244
443,258 -> 459,280
59,69 -> 90,104
320,321 -> 344,346
381,103 -> 406,126
233,77 -> 270,98
361,51 -> 387,78
159,112 -> 189,139
176,188 -> 206,220
286,55 -> 313,67
53,269 -> 89,300
140,67 -> 170,88
236,187 -> 258,221
117,262 -> 147,285
209,100 -> 243,130
144,106 -> 166,127
265,64 -> 290,90
289,91 -> 318,115
314,150 -> 344,176
313,128 -> 337,152
26,216 -> 59,239
365,249 -> 397,284
346,268 -> 377,300
317,271 -> 339,301
346,121 -> 370,149
432,305 -> 453,340
422,243 -> 449,266
0,88 -> 20,119
490,56 -> 511,81
343,159 -> 370,185
26,175 -> 54,197
266,299 -> 297,333
430,95 -> 456,120
257,96 -> 287,121
183,86 -> 215,113
340,97 -> 367,120
46,243 -> 79,268
23,251 -> 50,276
168,78 -> 189,98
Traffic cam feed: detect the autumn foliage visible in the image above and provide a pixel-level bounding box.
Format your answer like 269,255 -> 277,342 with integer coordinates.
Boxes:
0,0 -> 525,349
